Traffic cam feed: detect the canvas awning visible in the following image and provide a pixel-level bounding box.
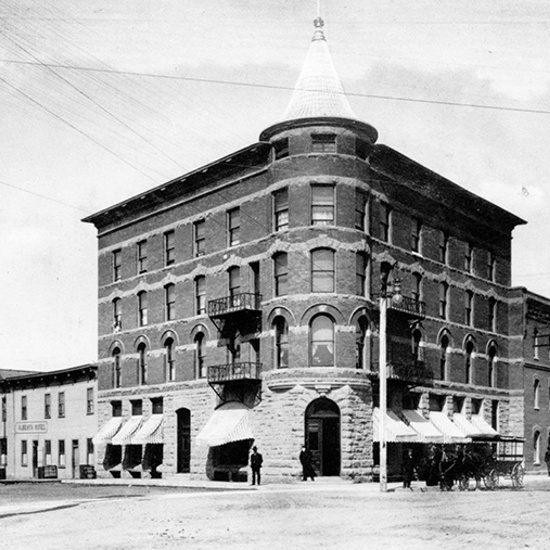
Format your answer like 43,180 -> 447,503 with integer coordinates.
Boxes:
452,413 -> 484,437
372,408 -> 418,443
132,415 -> 164,445
92,417 -> 123,446
196,402 -> 253,447
111,416 -> 143,446
401,409 -> 444,443
429,411 -> 470,443
471,415 -> 499,437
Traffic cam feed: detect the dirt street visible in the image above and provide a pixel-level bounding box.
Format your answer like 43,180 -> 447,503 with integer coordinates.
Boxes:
2,478 -> 550,549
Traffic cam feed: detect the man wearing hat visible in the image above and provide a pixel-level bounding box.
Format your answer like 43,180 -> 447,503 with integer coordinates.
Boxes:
250,445 -> 263,485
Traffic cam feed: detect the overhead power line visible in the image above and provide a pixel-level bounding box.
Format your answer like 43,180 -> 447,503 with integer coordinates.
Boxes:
2,58 -> 550,116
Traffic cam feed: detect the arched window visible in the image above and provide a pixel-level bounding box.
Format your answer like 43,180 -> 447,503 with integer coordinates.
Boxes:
487,344 -> 497,388
534,379 -> 540,410
112,347 -> 121,388
534,430 -> 541,464
137,342 -> 147,385
310,314 -> 334,367
440,334 -> 449,381
138,291 -> 148,326
273,253 -> 288,297
165,338 -> 175,382
355,317 -> 369,369
465,338 -> 474,385
273,316 -> 289,368
311,248 -> 335,293
412,328 -> 423,362
194,333 -> 206,378
112,298 -> 122,331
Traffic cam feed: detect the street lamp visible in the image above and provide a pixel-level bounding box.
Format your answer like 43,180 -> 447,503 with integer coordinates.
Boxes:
379,268 -> 401,492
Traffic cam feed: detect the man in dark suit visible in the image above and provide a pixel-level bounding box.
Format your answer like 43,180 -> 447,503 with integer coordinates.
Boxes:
250,445 -> 263,485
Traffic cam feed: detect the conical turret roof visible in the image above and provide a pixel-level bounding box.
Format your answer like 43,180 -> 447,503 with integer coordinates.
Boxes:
282,17 -> 356,121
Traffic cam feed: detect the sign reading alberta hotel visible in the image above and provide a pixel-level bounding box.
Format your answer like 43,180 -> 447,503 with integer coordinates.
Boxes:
16,422 -> 48,434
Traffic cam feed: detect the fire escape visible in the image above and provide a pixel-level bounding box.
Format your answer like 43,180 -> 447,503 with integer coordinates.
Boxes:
207,292 -> 263,405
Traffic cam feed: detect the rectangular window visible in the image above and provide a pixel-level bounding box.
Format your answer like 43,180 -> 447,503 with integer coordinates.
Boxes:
411,218 -> 422,253
151,397 -> 164,415
113,298 -> 122,331
274,253 -> 288,297
273,188 -> 289,231
311,133 -> 336,153
164,230 -> 175,266
58,440 -> 66,468
380,203 -> 391,243
229,267 -> 241,297
356,253 -> 367,296
195,276 -> 206,315
465,291 -> 473,326
534,330 -> 540,360
87,438 -> 94,465
2,396 -> 6,422
137,240 -> 147,273
138,292 -> 148,326
0,437 -> 7,466
273,138 -> 289,160
440,232 -> 449,264
439,283 -> 448,320
131,400 -> 142,416
86,388 -> 94,415
113,249 -> 121,282
228,208 -> 240,247
194,220 -> 205,257
311,185 -> 334,226
58,392 -> 65,418
311,249 -> 335,293
355,190 -> 367,231
44,440 -> 52,466
44,393 -> 51,419
487,251 -> 495,282
21,440 -> 28,467
21,395 -> 27,420
465,242 -> 473,272
111,401 -> 122,417
488,298 -> 496,332
165,284 -> 175,321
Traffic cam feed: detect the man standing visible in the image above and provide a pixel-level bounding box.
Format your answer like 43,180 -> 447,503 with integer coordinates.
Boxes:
250,445 -> 263,485
299,445 -> 316,481
544,444 -> 550,477
402,448 -> 415,489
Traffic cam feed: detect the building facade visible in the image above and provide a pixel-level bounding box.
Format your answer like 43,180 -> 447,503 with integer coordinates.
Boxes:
0,365 -> 97,480
84,18 -> 527,482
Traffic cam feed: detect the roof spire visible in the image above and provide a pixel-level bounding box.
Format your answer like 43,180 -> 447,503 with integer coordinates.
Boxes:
282,16 -> 356,121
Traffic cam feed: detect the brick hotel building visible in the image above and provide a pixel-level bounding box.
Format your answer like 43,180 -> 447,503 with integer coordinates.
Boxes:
84,18 -> 530,482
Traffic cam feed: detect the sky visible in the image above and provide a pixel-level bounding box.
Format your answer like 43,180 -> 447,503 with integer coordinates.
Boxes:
1,0 -> 550,372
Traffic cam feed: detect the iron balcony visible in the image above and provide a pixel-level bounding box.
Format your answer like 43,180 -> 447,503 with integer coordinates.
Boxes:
207,292 -> 262,318
371,360 -> 434,384
388,295 -> 425,318
207,362 -> 262,384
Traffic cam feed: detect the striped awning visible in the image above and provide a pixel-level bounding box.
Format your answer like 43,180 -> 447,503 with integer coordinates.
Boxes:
197,402 -> 253,447
429,412 -> 470,443
373,408 -> 418,443
401,409 -> 444,443
112,416 -> 143,446
452,413 -> 484,437
471,415 -> 499,437
92,417 -> 123,446
132,415 -> 164,445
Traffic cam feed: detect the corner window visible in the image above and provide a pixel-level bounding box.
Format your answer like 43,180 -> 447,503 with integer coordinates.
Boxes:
273,138 -> 289,160
273,188 -> 289,231
355,190 -> 367,231
274,317 -> 289,369
137,240 -> 147,273
194,220 -> 205,257
274,252 -> 288,297
356,253 -> 368,296
164,230 -> 175,266
311,185 -> 334,226
113,249 -> 121,282
311,133 -> 336,153
310,314 -> 334,367
228,208 -> 240,247
311,248 -> 334,293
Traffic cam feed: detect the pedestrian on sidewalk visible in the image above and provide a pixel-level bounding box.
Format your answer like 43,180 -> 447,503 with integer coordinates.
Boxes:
544,444 -> 550,477
250,445 -> 263,485
402,448 -> 415,489
299,445 -> 316,481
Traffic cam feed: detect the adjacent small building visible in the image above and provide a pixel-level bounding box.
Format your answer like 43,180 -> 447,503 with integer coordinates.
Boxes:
0,365 -> 97,480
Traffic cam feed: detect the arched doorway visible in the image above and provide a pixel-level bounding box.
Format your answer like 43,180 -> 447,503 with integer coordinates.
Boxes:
305,398 -> 340,476
176,408 -> 191,473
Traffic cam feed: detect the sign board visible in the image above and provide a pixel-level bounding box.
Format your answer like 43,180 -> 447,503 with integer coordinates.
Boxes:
15,422 -> 48,434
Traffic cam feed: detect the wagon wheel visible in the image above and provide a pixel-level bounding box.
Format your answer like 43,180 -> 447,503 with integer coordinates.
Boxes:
458,475 -> 470,491
483,469 -> 499,490
511,464 -> 524,489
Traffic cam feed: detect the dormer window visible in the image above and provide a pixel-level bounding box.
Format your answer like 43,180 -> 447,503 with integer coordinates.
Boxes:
311,133 -> 336,153
273,138 -> 289,160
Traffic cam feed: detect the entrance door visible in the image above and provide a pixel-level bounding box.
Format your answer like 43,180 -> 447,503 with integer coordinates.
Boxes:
305,398 -> 341,476
176,408 -> 191,473
72,440 -> 80,479
32,440 -> 39,478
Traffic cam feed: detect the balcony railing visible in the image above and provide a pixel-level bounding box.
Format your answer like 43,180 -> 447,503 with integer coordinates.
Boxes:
207,362 -> 262,384
208,292 -> 262,318
388,295 -> 425,317
371,360 -> 434,384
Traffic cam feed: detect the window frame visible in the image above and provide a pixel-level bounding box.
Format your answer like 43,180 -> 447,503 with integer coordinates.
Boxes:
439,282 -> 449,320
194,219 -> 205,257
195,333 -> 206,379
273,188 -> 289,232
274,252 -> 288,297
310,314 -> 335,367
138,291 -> 148,326
138,343 -> 147,385
86,387 -> 94,415
274,317 -> 289,369
58,392 -> 65,419
164,230 -> 175,266
165,338 -> 176,382
411,218 -> 422,253
311,133 -> 337,153
112,249 -> 122,282
380,203 -> 391,243
165,283 -> 176,321
21,395 -> 28,421
44,393 -> 51,419
228,208 -> 241,247
311,248 -> 335,293
311,184 -> 335,227
137,240 -> 147,274
195,276 -> 206,315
